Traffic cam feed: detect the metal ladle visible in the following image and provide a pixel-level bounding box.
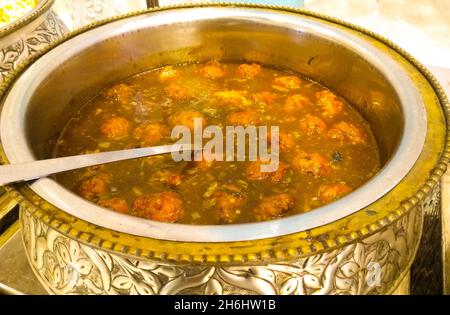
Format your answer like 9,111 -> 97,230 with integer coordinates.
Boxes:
0,144 -> 189,186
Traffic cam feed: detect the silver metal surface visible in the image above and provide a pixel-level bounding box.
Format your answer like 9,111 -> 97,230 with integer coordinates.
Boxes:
0,223 -> 412,295
0,7 -> 427,242
52,0 -> 149,31
431,66 -> 450,294
0,226 -> 46,295
0,144 -> 186,186
0,0 -> 66,84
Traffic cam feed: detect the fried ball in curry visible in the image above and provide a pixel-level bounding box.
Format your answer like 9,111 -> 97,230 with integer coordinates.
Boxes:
245,161 -> 289,183
236,63 -> 262,79
199,62 -> 227,79
266,131 -> 296,152
283,94 -> 310,113
315,90 -> 343,118
131,191 -> 185,222
279,133 -> 296,152
158,66 -> 180,82
103,83 -> 135,103
171,110 -> 206,131
292,151 -> 331,178
252,91 -> 278,106
100,117 -> 130,138
214,191 -> 246,223
227,110 -> 260,126
78,173 -> 112,201
299,114 -> 328,136
213,90 -> 251,109
133,122 -> 170,145
318,182 -> 352,203
272,76 -> 302,92
327,121 -> 366,144
163,83 -> 192,101
254,193 -> 296,221
98,197 -> 129,214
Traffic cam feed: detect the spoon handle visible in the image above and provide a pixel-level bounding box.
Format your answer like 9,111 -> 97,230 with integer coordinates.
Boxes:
0,144 -> 186,186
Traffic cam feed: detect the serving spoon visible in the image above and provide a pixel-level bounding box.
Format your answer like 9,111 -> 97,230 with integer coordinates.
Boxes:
0,143 -> 192,186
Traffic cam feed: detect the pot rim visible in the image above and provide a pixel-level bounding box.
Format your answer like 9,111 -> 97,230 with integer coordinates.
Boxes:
0,3 -> 447,263
0,0 -> 55,38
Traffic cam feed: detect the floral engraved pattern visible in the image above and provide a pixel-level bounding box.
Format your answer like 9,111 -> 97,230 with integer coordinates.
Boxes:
56,0 -> 147,30
65,0 -> 122,27
20,182 -> 433,295
0,11 -> 67,83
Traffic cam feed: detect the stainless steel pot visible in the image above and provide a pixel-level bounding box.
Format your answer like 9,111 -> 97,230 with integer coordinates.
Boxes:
0,4 -> 447,295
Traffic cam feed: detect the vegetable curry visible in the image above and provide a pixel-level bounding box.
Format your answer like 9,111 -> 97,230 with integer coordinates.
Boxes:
54,61 -> 380,224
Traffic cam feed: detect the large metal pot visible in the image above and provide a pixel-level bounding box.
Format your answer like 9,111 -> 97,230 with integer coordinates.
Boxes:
0,0 -> 67,84
0,4 -> 448,295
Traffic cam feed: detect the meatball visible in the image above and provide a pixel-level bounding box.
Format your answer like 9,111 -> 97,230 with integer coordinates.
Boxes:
292,151 -> 331,178
214,191 -> 246,223
267,132 -> 296,152
299,114 -> 328,136
133,123 -> 170,145
252,91 -> 278,106
158,66 -> 180,82
254,193 -> 296,221
272,76 -> 302,92
158,169 -> 183,188
213,90 -> 251,109
98,197 -> 129,214
100,117 -> 130,139
131,192 -> 185,222
171,110 -> 206,131
104,83 -> 135,103
315,90 -> 343,117
227,110 -> 260,126
283,94 -> 310,113
199,62 -> 227,79
236,63 -> 262,79
318,182 -> 352,203
163,83 -> 191,101
245,161 -> 289,183
279,133 -> 296,152
327,121 -> 366,144
78,173 -> 111,201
